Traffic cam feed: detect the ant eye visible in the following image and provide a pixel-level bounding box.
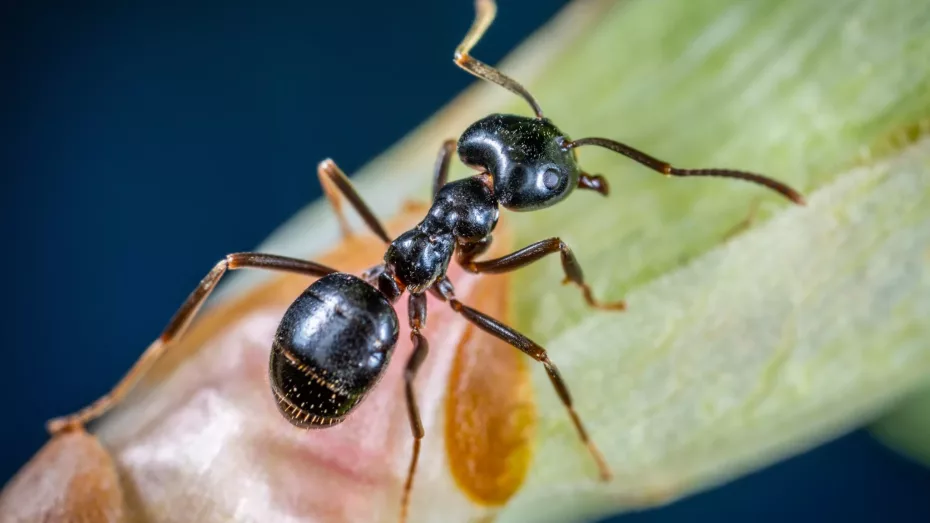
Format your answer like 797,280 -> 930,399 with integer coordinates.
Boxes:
543,168 -> 561,190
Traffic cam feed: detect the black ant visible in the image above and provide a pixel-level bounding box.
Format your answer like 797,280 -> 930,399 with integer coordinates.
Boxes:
47,0 -> 805,521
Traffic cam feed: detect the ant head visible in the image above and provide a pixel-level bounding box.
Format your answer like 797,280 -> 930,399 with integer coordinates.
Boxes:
457,114 -> 579,211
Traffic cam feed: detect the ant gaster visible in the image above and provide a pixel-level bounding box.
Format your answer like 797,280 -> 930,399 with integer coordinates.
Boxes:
47,1 -> 805,521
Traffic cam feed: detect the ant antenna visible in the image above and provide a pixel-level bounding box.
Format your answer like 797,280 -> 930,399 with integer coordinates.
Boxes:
455,0 -> 545,119
567,137 -> 806,205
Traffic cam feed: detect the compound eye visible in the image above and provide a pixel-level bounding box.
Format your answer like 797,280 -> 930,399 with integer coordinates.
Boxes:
543,168 -> 562,190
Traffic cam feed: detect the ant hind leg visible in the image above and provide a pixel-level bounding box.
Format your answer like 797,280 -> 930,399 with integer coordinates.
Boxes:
433,280 -> 612,481
400,293 -> 430,523
46,253 -> 337,434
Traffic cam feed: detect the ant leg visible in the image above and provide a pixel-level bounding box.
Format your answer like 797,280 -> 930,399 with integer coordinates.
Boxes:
400,293 -> 429,523
402,140 -> 456,213
455,236 -> 494,266
46,253 -> 337,435
432,139 -> 457,199
317,159 -> 392,243
454,0 -> 544,118
578,171 -> 609,196
439,289 -> 612,481
461,237 -> 626,311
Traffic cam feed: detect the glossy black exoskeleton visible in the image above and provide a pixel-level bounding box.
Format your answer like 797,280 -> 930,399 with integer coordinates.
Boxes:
270,272 -> 400,427
384,176 -> 497,292
47,1 -> 806,522
458,114 -> 579,210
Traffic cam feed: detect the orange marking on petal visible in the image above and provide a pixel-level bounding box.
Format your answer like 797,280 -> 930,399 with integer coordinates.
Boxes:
444,270 -> 537,507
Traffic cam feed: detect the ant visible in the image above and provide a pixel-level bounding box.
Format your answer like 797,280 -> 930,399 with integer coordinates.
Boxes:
46,0 -> 805,521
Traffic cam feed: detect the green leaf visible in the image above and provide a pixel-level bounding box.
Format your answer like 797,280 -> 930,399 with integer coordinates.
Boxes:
232,0 -> 930,520
872,386 -> 930,467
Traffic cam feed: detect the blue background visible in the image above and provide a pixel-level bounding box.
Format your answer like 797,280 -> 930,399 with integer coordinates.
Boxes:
2,1 -> 928,521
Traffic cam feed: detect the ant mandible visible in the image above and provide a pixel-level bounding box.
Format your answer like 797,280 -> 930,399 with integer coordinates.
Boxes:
47,0 -> 805,521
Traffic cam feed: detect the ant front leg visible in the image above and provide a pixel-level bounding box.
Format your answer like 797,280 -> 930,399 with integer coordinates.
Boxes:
432,139 -> 456,200
46,253 -> 337,435
317,159 -> 392,243
400,140 -> 457,215
400,292 -> 430,523
578,171 -> 610,196
460,237 -> 625,311
455,236 -> 494,265
433,281 -> 612,481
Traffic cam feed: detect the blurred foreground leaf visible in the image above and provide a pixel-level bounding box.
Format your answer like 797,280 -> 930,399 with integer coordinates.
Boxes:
261,0 -> 930,521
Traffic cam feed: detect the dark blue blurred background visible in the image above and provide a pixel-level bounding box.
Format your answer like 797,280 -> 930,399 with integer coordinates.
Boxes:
2,1 -> 928,521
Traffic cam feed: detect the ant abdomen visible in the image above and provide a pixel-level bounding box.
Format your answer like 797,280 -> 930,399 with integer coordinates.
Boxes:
458,113 -> 580,211
269,273 -> 399,428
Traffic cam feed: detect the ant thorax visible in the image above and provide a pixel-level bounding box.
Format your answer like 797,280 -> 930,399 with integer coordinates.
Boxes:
384,176 -> 499,293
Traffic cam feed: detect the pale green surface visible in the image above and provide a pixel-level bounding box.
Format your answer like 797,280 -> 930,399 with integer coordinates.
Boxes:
504,137 -> 930,523
872,386 -> 930,467
259,0 -> 930,521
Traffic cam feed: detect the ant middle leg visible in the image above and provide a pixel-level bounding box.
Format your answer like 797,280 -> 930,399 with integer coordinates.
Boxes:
46,253 -> 337,435
433,282 -> 611,481
317,159 -> 392,243
454,0 -> 544,118
459,237 -> 626,311
400,292 -> 430,523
